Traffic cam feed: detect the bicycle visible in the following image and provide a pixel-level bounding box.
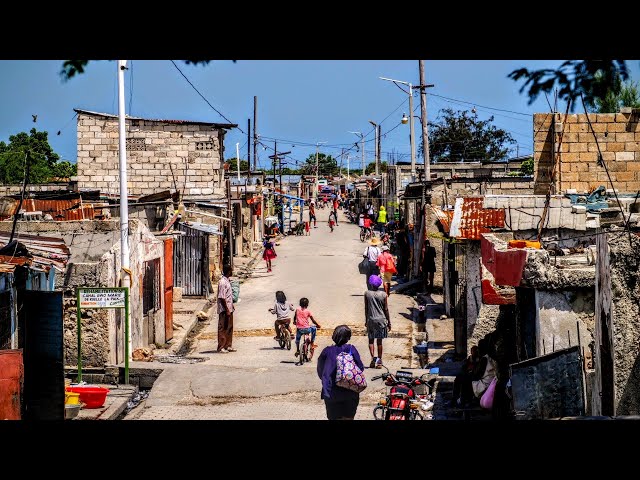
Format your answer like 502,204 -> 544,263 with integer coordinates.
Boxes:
297,329 -> 315,365
276,322 -> 292,350
359,227 -> 375,242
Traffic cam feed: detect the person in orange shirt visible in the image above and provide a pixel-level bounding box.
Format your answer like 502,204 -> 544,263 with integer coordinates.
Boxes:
376,245 -> 397,297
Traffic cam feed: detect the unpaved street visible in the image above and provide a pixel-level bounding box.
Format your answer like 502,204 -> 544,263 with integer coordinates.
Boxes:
127,207 -> 420,420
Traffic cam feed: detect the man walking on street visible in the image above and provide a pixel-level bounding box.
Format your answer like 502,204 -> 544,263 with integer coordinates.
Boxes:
309,200 -> 317,228
217,264 -> 236,353
332,197 -> 339,225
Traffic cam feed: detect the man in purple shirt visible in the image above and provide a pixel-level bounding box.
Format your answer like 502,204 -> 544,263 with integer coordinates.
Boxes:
217,264 -> 235,353
317,325 -> 365,420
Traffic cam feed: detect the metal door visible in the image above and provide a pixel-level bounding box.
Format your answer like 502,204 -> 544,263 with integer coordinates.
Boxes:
173,224 -> 209,296
0,349 -> 23,420
164,238 -> 174,341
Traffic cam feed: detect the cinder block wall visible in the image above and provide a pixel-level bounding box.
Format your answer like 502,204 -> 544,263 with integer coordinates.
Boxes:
76,113 -> 226,197
534,111 -> 640,195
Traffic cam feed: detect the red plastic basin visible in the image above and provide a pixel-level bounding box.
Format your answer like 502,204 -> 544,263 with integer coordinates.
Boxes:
65,386 -> 110,409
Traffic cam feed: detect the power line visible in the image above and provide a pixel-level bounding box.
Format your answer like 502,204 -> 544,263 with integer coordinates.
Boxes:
427,92 -> 532,117
169,60 -> 243,133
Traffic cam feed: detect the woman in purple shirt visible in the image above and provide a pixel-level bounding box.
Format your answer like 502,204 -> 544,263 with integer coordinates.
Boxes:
316,325 -> 364,420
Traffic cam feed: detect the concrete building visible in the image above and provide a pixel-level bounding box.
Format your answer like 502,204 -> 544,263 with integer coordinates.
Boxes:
75,109 -> 236,198
0,219 -> 170,369
533,109 -> 640,195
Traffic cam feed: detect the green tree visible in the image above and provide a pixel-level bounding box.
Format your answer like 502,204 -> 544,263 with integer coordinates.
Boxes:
226,157 -> 249,173
593,75 -> 640,113
365,161 -> 388,175
508,60 -> 629,111
299,153 -> 338,176
427,108 -> 515,162
50,161 -> 77,179
520,157 -> 534,176
0,128 -> 61,184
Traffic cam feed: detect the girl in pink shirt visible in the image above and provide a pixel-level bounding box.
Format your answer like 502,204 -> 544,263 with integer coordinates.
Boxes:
294,297 -> 321,357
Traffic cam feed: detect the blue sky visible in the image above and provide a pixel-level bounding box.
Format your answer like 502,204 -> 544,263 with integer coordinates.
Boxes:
1,60 -> 639,171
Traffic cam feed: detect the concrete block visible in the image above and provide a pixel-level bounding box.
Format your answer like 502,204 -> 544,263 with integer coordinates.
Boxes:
521,197 -> 536,208
549,197 -> 562,208
572,205 -> 587,214
585,219 -> 599,229
616,151 -> 635,161
617,132 -> 635,142
548,207 -> 561,227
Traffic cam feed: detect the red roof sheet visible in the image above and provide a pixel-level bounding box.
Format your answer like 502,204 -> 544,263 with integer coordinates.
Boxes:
0,197 -> 98,221
432,206 -> 454,233
449,197 -> 505,240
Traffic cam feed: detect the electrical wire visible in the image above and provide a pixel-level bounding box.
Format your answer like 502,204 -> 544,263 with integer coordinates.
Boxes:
427,92 -> 532,117
169,60 -> 242,133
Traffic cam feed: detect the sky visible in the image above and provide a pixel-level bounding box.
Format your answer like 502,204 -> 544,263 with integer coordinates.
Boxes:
1,60 -> 639,173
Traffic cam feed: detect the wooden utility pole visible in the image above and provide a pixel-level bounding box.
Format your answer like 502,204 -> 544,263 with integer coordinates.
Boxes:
418,60 -> 434,182
253,96 -> 258,172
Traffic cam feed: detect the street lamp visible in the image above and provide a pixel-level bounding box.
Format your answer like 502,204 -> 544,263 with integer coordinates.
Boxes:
380,76 -> 417,179
349,131 -> 365,176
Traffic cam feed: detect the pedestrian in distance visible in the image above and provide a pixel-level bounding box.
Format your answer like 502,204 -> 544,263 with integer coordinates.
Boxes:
317,325 -> 364,420
364,274 -> 391,368
328,210 -> 336,232
309,200 -> 317,228
216,264 -> 236,353
362,237 -> 381,290
376,244 -> 397,297
332,198 -> 339,225
376,205 -> 387,235
263,236 -> 277,273
421,240 -> 437,293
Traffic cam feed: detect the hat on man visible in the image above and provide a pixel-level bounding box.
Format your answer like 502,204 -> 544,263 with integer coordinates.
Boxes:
369,237 -> 381,246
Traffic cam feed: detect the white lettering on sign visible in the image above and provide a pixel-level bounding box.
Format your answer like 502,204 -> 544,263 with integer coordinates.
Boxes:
79,289 -> 126,309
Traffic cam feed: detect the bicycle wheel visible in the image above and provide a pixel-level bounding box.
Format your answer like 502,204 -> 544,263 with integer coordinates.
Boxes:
373,405 -> 386,420
307,338 -> 315,361
278,327 -> 285,349
301,341 -> 308,363
360,229 -> 366,242
285,331 -> 291,350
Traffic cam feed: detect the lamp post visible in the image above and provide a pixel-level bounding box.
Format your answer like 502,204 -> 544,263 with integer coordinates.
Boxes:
349,131 -> 365,176
380,76 -> 416,180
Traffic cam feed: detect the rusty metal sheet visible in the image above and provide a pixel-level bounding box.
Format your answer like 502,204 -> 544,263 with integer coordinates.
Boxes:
449,197 -> 505,240
432,206 -> 454,233
0,350 -> 23,420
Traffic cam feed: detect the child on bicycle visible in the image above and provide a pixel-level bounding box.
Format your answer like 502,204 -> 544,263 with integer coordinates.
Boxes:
294,297 -> 321,357
363,216 -> 374,238
269,291 -> 294,341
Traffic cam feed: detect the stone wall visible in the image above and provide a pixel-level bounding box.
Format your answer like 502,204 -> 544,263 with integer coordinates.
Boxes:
76,112 -> 227,197
465,242 -> 482,349
595,233 -> 640,415
0,183 -> 71,196
534,111 -> 640,195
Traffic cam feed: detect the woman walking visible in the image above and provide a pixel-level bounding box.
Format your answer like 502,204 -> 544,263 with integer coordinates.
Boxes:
262,236 -> 277,272
364,275 -> 391,368
317,325 -> 365,420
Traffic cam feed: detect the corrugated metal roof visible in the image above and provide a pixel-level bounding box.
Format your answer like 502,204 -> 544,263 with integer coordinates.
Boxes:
449,197 -> 505,240
0,197 -> 101,221
0,232 -> 70,271
74,109 -> 237,129
177,221 -> 222,235
432,206 -> 454,233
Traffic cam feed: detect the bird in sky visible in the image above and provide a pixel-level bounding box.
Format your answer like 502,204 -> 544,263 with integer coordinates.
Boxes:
32,114 -> 38,123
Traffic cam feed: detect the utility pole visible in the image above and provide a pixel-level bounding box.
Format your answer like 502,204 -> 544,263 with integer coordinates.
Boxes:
253,96 -> 258,172
377,124 -> 382,174
236,142 -> 241,180
247,118 -> 251,172
408,82 -> 416,179
314,141 -> 327,201
273,140 -> 277,190
362,135 -> 365,176
346,153 -> 350,180
117,60 -> 132,373
418,60 -> 434,182
369,120 -> 379,175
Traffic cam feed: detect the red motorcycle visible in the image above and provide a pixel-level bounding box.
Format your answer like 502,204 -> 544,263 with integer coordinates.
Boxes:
371,366 -> 430,420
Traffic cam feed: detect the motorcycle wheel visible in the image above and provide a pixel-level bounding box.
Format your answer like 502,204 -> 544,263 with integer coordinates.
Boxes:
373,405 -> 386,420
411,411 -> 424,420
